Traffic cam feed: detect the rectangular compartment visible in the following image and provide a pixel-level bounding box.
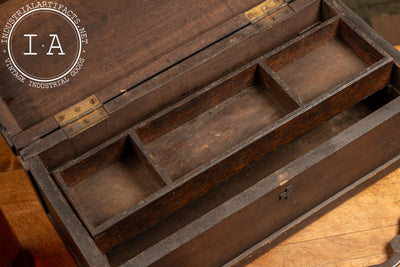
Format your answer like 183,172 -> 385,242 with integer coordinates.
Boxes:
264,19 -> 386,103
135,65 -> 297,181
53,137 -> 166,231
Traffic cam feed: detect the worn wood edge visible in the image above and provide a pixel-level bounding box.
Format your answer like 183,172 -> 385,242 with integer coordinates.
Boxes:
19,129 -> 67,160
121,95 -> 400,267
20,156 -> 109,267
227,152 -> 400,267
0,96 -> 22,137
12,117 -> 59,150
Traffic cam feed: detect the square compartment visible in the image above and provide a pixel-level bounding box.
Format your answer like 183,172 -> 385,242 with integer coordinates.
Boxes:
54,137 -> 165,229
264,19 -> 385,103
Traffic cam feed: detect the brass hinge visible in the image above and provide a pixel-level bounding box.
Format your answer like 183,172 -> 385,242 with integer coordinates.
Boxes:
245,0 -> 287,23
54,95 -> 109,138
244,0 -> 294,30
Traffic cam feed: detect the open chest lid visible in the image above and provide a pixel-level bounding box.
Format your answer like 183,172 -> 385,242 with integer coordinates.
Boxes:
0,0 -> 327,163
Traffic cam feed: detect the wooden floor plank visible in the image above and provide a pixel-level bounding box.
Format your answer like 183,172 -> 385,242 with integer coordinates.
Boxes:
0,169 -> 32,194
3,210 -> 77,267
249,225 -> 398,267
315,254 -> 388,267
0,135 -> 21,172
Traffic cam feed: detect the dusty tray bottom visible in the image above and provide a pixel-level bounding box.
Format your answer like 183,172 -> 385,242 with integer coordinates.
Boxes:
146,85 -> 287,181
69,152 -> 163,227
277,38 -> 369,103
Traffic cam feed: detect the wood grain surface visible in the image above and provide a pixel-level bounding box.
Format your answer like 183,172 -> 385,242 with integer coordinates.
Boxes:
0,136 -> 76,267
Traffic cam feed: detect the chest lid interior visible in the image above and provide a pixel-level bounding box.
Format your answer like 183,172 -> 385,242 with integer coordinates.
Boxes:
0,0 -> 287,147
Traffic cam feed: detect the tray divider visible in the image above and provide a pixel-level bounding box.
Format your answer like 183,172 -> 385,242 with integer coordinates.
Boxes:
257,61 -> 303,111
51,169 -> 98,234
129,132 -> 172,185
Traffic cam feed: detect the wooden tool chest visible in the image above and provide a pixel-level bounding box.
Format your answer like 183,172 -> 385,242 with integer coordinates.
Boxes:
1,0 -> 400,266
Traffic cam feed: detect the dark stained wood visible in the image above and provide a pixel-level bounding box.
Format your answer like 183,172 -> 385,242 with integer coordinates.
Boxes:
2,0 -> 400,265
130,133 -> 172,185
135,65 -> 259,144
339,19 -> 385,65
96,14 -> 251,103
265,18 -> 386,103
275,39 -> 369,102
19,129 -> 67,160
53,137 -> 166,230
139,66 -> 290,181
264,17 -> 340,72
257,61 -> 304,109
12,117 -> 59,150
321,0 -> 339,19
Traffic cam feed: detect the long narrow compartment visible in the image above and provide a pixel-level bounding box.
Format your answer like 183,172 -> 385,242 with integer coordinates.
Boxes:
135,65 -> 297,181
